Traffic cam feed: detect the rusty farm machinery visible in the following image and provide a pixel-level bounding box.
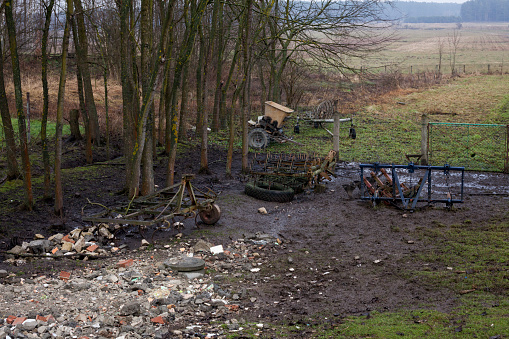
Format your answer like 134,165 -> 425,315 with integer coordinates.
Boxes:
83,175 -> 221,239
248,101 -> 303,148
359,162 -> 465,210
245,150 -> 337,202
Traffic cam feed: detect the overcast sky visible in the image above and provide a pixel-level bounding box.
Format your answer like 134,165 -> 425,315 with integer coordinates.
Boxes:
412,0 -> 467,4
403,0 -> 467,3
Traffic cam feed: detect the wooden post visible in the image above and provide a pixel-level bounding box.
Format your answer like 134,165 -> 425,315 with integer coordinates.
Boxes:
333,114 -> 340,160
421,114 -> 429,165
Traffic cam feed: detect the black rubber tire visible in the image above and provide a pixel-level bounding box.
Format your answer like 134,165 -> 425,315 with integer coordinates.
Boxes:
248,128 -> 269,148
245,181 -> 295,203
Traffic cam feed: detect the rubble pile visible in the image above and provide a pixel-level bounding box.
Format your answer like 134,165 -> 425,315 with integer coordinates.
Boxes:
0,231 -> 282,338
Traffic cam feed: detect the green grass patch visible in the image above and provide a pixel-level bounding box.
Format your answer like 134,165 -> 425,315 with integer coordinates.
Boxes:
0,118 -> 79,144
410,220 -> 509,294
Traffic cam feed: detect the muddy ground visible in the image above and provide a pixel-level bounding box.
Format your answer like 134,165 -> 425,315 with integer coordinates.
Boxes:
1,143 -> 508,329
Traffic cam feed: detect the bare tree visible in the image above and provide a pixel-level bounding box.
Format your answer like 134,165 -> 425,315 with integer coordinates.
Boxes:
54,0 -> 74,216
437,37 -> 445,78
4,0 -> 33,210
0,39 -> 20,181
448,29 -> 461,76
41,0 -> 55,198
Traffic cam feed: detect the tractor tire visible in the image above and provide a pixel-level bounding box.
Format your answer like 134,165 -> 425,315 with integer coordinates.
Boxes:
244,181 -> 295,203
248,128 -> 269,148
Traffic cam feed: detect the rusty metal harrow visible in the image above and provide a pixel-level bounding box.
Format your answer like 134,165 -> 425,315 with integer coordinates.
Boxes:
82,175 -> 220,239
360,163 -> 464,210
249,150 -> 337,191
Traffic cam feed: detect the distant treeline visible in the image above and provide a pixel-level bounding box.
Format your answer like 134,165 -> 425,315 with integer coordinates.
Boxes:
404,16 -> 462,23
390,0 -> 509,23
461,0 -> 509,22
389,1 -> 461,21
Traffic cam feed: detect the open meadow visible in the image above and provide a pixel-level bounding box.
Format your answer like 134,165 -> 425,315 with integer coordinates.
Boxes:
361,22 -> 509,75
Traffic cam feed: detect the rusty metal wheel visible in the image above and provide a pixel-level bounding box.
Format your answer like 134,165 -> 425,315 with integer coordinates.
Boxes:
199,203 -> 221,225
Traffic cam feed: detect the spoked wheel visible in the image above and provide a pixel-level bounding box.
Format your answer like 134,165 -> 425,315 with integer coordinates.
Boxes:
248,128 -> 269,148
198,203 -> 221,225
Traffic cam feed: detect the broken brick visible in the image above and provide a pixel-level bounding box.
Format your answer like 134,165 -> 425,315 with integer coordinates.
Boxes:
117,259 -> 134,268
225,304 -> 240,312
12,317 -> 27,325
86,244 -> 98,252
6,315 -> 16,324
62,234 -> 75,244
150,316 -> 165,324
51,247 -> 59,254
36,315 -> 48,322
59,271 -> 71,281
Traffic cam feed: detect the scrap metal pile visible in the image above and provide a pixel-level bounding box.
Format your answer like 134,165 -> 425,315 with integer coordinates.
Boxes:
249,150 -> 337,192
83,175 -> 221,238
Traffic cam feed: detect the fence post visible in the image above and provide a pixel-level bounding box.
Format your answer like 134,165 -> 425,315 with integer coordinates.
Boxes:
333,114 -> 340,160
421,114 -> 429,165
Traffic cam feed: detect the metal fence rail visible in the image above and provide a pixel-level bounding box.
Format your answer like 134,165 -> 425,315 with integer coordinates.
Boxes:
428,122 -> 509,173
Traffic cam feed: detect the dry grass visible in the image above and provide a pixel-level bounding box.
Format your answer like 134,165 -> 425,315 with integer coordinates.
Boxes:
3,66 -> 125,135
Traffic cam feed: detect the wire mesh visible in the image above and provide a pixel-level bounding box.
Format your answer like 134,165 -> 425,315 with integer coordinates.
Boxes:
429,123 -> 509,173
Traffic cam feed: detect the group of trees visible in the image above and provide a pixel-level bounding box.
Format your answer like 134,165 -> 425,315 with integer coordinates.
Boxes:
461,0 -> 509,22
389,0 -> 509,24
0,0 -> 394,215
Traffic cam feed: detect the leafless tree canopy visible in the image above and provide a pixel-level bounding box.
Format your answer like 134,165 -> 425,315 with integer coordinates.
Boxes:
0,0 -> 395,206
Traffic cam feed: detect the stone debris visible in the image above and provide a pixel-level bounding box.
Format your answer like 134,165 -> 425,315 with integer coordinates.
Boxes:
258,207 -> 268,215
0,232 -> 282,338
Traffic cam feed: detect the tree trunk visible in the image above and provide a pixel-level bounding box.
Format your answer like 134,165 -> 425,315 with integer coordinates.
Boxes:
119,0 -> 135,195
140,0 -> 154,196
0,39 -> 20,180
179,63 -> 190,140
69,109 -> 82,140
166,0 -> 209,187
41,0 -> 55,197
71,16 -> 92,163
240,0 -> 253,172
54,0 -> 74,216
5,0 -> 33,210
74,0 -> 100,145
211,0 -> 223,132
223,41 -> 241,176
197,20 -> 210,174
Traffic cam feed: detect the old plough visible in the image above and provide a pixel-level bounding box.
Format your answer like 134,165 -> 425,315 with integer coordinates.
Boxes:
249,150 -> 337,192
82,175 -> 221,237
360,163 -> 464,210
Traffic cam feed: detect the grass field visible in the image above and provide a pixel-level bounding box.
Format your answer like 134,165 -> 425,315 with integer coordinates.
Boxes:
363,22 -> 509,74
